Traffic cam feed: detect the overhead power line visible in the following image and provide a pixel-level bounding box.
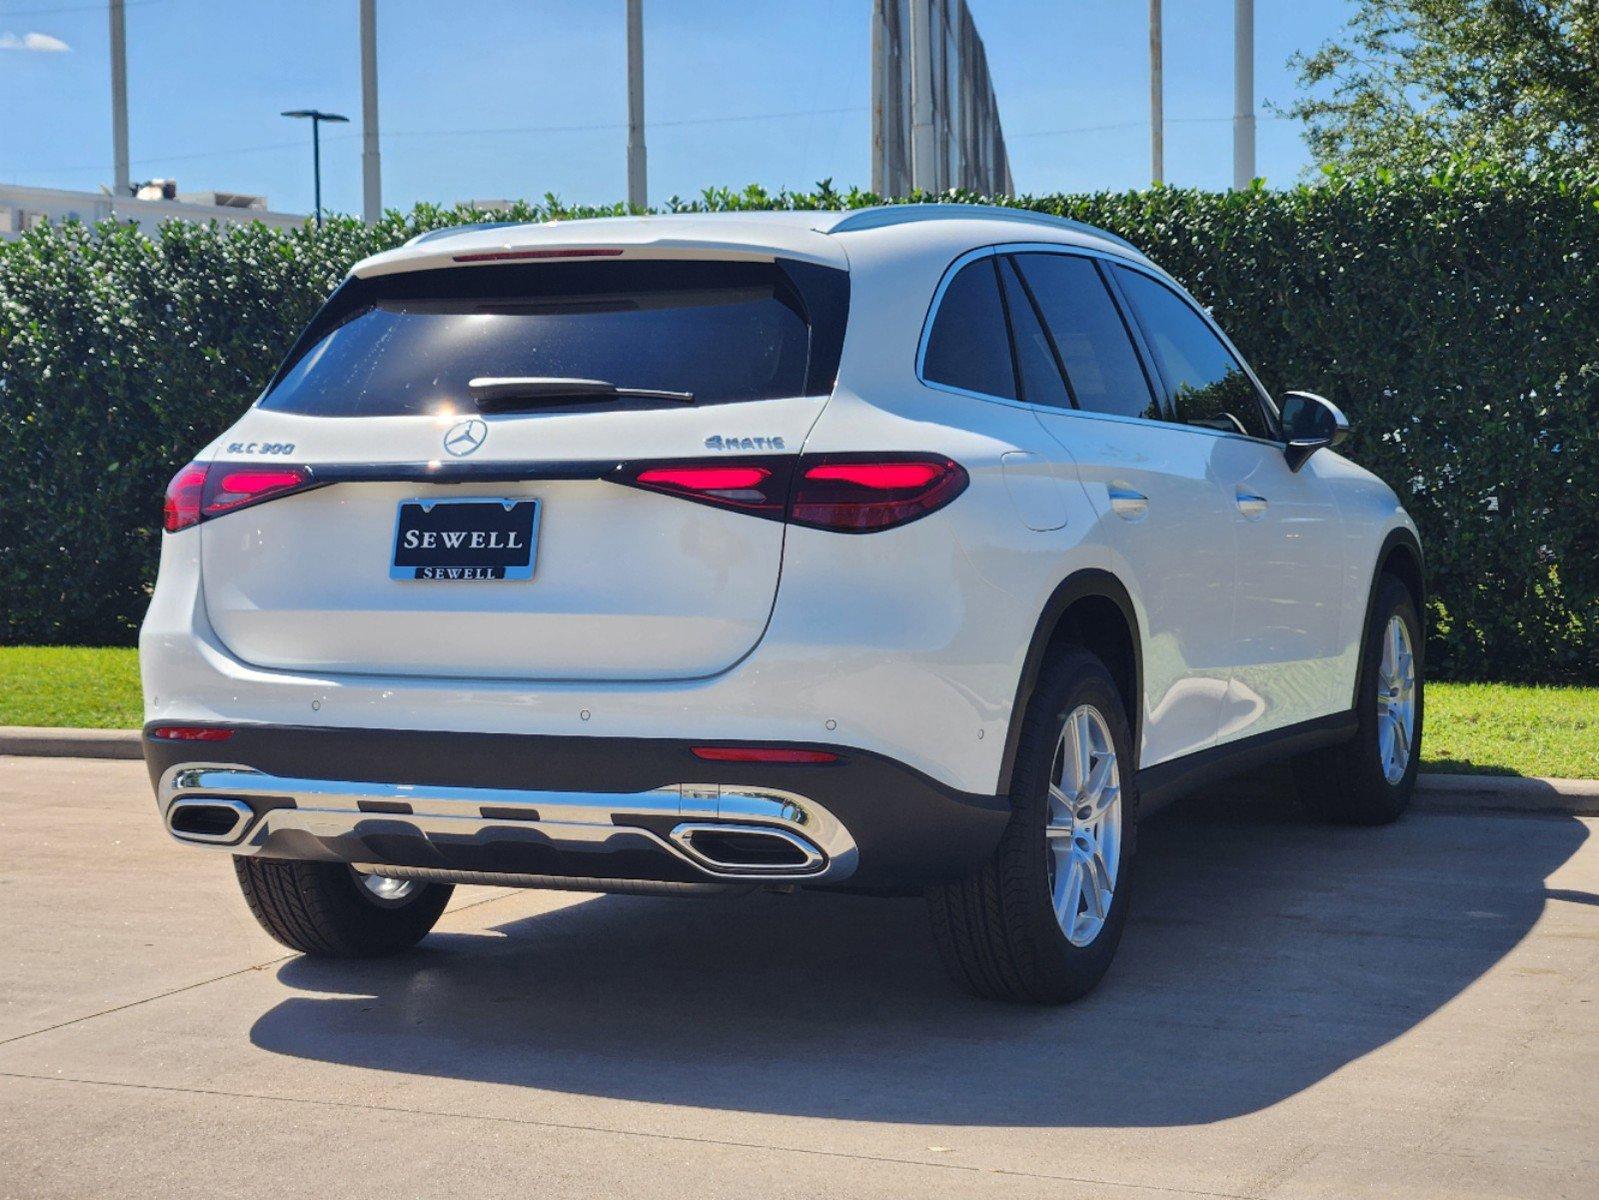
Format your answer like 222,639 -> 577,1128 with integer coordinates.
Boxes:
382,106 -> 868,141
19,106 -> 873,176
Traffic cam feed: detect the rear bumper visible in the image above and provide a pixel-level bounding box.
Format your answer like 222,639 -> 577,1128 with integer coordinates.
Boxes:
144,724 -> 1010,891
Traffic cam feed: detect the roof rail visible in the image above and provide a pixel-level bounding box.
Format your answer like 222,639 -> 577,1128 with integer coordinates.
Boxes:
404,220 -> 528,248
824,204 -> 1140,252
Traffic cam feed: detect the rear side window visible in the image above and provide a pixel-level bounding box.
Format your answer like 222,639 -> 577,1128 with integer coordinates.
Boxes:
921,258 -> 1016,400
261,258 -> 848,417
997,257 -> 1071,408
1111,266 -> 1275,440
1011,253 -> 1159,421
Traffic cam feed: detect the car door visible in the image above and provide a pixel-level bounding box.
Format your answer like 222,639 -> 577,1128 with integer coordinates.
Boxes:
1000,250 -> 1238,769
1109,265 -> 1347,742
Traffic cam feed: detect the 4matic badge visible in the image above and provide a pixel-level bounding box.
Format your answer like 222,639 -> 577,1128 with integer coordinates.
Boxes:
704,434 -> 786,451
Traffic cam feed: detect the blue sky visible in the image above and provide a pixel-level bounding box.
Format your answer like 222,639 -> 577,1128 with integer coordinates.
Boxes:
0,0 -> 1356,215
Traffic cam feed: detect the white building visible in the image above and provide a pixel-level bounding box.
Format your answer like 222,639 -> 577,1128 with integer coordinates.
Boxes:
0,182 -> 305,241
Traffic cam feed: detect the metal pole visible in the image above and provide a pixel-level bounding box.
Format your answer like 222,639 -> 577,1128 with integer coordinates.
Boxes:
109,0 -> 130,195
626,0 -> 647,210
870,0 -> 885,196
909,0 -> 935,192
312,116 -> 323,228
1232,0 -> 1255,190
360,0 -> 382,223
1149,0 -> 1163,185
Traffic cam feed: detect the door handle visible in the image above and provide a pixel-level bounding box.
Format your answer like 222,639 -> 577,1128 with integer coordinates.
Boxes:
1108,485 -> 1149,521
1235,490 -> 1269,519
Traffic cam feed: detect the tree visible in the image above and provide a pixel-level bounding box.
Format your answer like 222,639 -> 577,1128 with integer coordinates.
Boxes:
1286,0 -> 1599,175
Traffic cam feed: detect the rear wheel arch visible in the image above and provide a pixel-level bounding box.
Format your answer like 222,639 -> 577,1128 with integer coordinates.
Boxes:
998,569 -> 1142,795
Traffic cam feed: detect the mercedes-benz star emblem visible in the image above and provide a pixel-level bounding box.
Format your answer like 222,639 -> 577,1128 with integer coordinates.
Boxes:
443,418 -> 488,458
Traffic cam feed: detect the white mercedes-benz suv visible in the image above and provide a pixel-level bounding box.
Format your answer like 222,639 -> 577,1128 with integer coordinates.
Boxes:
141,205 -> 1424,1003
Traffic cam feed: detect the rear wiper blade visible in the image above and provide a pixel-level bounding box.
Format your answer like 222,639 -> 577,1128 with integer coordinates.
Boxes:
468,376 -> 695,410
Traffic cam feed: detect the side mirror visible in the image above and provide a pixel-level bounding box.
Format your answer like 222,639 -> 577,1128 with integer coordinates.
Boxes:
1279,391 -> 1350,472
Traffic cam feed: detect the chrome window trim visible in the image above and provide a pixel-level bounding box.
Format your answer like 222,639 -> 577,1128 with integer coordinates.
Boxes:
915,242 -> 1287,449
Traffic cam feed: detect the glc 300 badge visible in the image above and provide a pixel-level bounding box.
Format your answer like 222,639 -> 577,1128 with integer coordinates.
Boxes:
705,434 -> 785,451
444,419 -> 488,457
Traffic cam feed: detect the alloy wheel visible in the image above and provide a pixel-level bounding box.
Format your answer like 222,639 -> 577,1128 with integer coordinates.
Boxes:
1046,704 -> 1123,947
1377,614 -> 1418,784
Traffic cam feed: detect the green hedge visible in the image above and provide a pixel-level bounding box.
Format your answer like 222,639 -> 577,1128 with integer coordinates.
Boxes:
2,173 -> 1596,681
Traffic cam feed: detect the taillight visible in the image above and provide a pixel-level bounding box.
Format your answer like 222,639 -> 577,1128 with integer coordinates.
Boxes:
161,462 -> 316,533
620,459 -> 791,519
790,453 -> 967,533
614,453 -> 967,532
163,464 -> 209,532
204,466 -> 313,517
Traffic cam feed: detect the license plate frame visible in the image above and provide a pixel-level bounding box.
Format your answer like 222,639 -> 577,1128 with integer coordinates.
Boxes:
390,497 -> 540,582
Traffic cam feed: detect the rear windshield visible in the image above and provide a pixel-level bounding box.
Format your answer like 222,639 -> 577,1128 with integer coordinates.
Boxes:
261,257 -> 849,417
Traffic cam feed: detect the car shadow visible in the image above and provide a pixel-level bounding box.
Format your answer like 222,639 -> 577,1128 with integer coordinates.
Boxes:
250,774 -> 1586,1127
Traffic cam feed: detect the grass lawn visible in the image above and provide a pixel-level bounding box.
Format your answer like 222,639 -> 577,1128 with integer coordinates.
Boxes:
0,646 -> 142,729
1,646 -> 1595,778
1421,681 -> 1599,779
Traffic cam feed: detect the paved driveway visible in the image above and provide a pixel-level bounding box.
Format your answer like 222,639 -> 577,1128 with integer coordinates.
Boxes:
1,756 -> 1594,1198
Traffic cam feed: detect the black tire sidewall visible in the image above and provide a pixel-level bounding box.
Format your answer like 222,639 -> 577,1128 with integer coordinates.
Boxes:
1005,650 -> 1139,997
1352,576 -> 1425,810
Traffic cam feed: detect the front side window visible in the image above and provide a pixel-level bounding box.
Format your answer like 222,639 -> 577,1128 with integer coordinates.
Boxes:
921,257 -> 1016,400
1112,267 -> 1275,440
1012,253 -> 1160,421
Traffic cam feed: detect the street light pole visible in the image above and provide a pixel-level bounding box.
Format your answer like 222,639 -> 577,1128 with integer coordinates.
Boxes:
1149,0 -> 1163,185
360,0 -> 382,224
109,0 -> 130,195
281,108 -> 350,228
626,0 -> 647,210
1233,0 -> 1255,190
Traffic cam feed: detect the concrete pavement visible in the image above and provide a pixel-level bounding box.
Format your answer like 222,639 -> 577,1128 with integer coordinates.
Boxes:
1,755 -> 1595,1199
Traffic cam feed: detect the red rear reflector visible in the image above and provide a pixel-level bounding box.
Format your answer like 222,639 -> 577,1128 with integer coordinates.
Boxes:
163,463 -> 210,532
452,248 -> 625,263
790,454 -> 968,533
691,746 -> 838,763
149,726 -> 234,742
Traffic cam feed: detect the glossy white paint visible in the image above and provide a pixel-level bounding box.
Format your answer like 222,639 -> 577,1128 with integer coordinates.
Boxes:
197,397 -> 827,680
1214,436 -> 1349,740
1034,407 -> 1238,765
142,206 -> 1418,796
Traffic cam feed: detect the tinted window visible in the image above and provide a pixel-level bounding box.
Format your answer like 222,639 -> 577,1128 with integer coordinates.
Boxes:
1112,267 -> 1274,439
262,259 -> 843,417
922,258 -> 1016,399
998,257 -> 1070,408
1012,254 -> 1159,421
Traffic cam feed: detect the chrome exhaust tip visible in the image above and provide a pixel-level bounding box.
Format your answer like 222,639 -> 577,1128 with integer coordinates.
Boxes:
166,798 -> 254,845
668,822 -> 826,875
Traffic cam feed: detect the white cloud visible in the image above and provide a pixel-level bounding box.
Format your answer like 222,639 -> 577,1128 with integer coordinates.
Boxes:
0,31 -> 71,53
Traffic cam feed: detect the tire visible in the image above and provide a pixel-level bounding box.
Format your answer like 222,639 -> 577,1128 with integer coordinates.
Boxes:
927,647 -> 1138,1004
233,857 -> 453,957
1292,573 -> 1423,825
